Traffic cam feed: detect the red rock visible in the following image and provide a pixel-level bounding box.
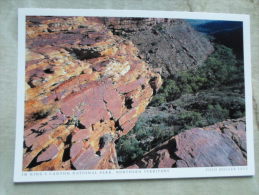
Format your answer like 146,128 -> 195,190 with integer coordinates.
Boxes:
70,141 -> 83,160
119,108 -> 137,125
72,129 -> 91,143
127,118 -> 247,168
25,133 -> 50,151
120,117 -> 139,135
23,16 -> 161,171
175,129 -> 242,167
157,149 -> 176,168
37,144 -> 59,162
117,78 -> 145,94
72,147 -> 100,170
126,164 -> 139,169
103,87 -> 123,120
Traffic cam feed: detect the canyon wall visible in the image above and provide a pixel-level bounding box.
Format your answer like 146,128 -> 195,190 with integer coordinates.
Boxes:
23,16 -> 245,171
102,17 -> 214,77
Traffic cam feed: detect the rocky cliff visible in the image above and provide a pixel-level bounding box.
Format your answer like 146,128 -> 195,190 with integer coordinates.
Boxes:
101,17 -> 214,77
126,118 -> 247,168
23,16 -> 244,171
23,16 -> 162,171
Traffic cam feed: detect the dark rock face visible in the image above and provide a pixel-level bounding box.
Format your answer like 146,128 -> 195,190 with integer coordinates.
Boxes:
102,18 -> 214,78
127,118 -> 246,168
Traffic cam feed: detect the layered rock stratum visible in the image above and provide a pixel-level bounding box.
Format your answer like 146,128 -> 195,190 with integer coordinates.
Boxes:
127,118 -> 247,168
23,16 -> 246,171
101,17 -> 214,77
23,16 -> 162,171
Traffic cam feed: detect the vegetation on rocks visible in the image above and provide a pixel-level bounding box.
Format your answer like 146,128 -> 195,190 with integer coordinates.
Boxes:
116,43 -> 245,167
150,44 -> 244,106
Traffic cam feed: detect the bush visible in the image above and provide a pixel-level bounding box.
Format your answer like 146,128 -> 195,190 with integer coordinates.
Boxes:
205,104 -> 229,124
200,44 -> 238,87
149,94 -> 166,107
116,136 -> 144,165
175,111 -> 207,129
115,114 -> 176,166
149,79 -> 180,106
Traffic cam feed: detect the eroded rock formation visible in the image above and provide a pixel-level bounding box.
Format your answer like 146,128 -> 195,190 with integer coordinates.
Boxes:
23,16 -> 162,171
101,17 -> 214,77
126,118 -> 247,168
23,16 -> 244,171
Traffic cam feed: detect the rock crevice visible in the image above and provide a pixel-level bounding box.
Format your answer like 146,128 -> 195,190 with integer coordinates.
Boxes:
23,16 -> 162,171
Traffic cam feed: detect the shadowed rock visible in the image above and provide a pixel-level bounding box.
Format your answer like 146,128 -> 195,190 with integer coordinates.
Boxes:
102,17 -> 214,78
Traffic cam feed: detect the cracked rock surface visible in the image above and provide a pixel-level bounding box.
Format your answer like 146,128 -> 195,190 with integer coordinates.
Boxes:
126,118 -> 247,168
23,16 -> 162,171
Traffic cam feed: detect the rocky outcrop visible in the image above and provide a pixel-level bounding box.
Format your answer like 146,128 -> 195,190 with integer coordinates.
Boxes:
101,18 -> 214,77
126,118 -> 247,168
23,16 -> 162,171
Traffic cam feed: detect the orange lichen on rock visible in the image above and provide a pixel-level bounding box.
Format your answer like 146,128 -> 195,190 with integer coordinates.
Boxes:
23,16 -> 162,171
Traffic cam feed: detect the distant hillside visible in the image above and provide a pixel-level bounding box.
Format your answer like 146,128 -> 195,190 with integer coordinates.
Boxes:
187,20 -> 242,34
103,18 -> 214,78
186,20 -> 243,58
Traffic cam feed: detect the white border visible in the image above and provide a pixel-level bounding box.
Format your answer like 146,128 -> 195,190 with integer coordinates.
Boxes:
14,8 -> 255,183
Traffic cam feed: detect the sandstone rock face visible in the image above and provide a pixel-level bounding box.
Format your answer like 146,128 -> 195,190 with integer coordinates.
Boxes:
102,18 -> 214,77
23,16 -> 162,171
127,118 -> 247,168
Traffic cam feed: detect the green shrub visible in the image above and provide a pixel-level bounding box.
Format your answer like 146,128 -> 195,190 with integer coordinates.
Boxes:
116,136 -> 144,164
205,104 -> 229,124
116,114 -> 176,166
149,94 -> 166,106
175,111 -> 207,129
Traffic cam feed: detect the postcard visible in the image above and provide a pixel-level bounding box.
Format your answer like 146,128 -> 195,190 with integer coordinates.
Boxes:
14,8 -> 254,182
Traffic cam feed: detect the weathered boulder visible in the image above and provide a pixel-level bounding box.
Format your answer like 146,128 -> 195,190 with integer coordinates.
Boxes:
23,16 -> 162,171
127,118 -> 247,168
